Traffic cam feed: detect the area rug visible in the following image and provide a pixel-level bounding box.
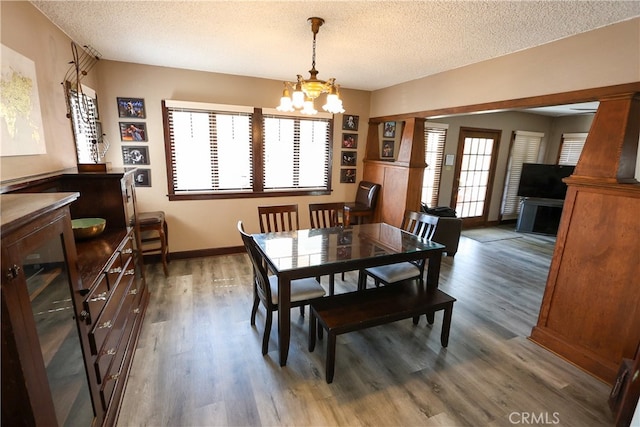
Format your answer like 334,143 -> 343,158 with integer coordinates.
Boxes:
461,227 -> 524,243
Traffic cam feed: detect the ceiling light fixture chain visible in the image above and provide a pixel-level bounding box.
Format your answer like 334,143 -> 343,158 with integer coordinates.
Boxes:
276,17 -> 345,115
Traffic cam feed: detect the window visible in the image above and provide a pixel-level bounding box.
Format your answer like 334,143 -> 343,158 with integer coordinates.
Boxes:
501,130 -> 544,218
68,84 -> 102,163
421,122 -> 447,208
163,101 -> 332,200
558,132 -> 588,166
263,114 -> 331,191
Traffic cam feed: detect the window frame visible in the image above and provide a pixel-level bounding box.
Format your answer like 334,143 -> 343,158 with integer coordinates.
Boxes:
557,132 -> 588,166
500,130 -> 544,219
162,101 -> 334,200
421,122 -> 448,208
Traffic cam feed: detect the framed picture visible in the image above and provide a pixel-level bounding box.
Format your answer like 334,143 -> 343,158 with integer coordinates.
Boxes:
133,168 -> 151,187
341,151 -> 357,166
382,140 -> 395,158
119,122 -> 147,141
340,168 -> 356,183
117,97 -> 146,118
342,115 -> 359,131
122,145 -> 150,165
342,133 -> 358,149
383,121 -> 396,138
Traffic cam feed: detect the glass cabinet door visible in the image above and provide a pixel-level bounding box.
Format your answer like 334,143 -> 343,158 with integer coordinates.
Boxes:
23,233 -> 94,426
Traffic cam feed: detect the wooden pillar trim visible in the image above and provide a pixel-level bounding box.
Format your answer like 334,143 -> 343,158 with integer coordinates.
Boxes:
530,90 -> 640,385
573,92 -> 640,183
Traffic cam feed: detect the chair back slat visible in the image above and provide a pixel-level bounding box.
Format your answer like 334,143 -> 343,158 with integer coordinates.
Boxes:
238,221 -> 273,307
401,210 -> 438,240
258,204 -> 299,233
309,202 -> 344,228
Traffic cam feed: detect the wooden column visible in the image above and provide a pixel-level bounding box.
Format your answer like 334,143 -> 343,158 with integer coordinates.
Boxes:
363,118 -> 427,226
530,93 -> 640,384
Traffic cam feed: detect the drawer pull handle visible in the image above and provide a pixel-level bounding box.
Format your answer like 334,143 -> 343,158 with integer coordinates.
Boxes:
105,348 -> 117,356
124,269 -> 135,276
90,292 -> 108,302
129,288 -> 138,295
108,267 -> 122,274
133,308 -> 140,314
122,248 -> 133,254
108,373 -> 120,381
80,310 -> 90,322
98,320 -> 113,329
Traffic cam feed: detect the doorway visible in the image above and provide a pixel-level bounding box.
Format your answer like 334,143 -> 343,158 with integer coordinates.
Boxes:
451,127 -> 501,227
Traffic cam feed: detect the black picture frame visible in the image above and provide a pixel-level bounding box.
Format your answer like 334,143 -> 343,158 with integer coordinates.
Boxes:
122,145 -> 150,165
342,115 -> 359,131
119,122 -> 148,142
133,168 -> 151,187
340,168 -> 356,183
383,121 -> 396,138
341,151 -> 357,166
342,133 -> 358,149
382,140 -> 395,158
117,97 -> 146,118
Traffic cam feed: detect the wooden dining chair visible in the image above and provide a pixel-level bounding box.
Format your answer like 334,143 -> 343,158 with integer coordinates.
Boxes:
309,202 -> 345,295
309,202 -> 344,229
258,204 -> 300,233
359,210 -> 438,289
238,221 -> 326,355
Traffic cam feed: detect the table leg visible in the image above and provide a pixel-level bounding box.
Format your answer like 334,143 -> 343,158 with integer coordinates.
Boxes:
426,251 -> 442,292
278,276 -> 291,366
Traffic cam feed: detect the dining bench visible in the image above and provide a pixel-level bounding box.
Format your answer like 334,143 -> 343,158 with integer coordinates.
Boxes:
308,281 -> 456,383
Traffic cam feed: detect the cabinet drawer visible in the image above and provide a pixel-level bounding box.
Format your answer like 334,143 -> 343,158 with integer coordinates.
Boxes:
83,274 -> 109,324
120,236 -> 134,268
105,250 -> 123,289
93,273 -> 135,383
88,257 -> 133,355
99,288 -> 138,411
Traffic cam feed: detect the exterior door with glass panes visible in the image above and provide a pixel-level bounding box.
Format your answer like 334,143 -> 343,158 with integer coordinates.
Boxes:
451,127 -> 501,227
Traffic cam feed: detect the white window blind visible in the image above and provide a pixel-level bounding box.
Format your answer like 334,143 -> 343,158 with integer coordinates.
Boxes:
501,130 -> 544,218
558,132 -> 588,166
421,122 -> 448,208
166,106 -> 253,193
69,88 -> 99,163
263,114 -> 330,191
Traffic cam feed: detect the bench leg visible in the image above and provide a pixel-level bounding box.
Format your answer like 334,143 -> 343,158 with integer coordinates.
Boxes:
426,312 -> 435,325
326,333 -> 336,384
309,311 -> 317,352
440,303 -> 453,347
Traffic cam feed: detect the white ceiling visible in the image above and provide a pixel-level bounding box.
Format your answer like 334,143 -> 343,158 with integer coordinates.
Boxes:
31,1 -> 640,94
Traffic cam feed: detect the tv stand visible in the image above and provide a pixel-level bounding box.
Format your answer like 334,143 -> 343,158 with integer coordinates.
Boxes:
516,197 -> 564,235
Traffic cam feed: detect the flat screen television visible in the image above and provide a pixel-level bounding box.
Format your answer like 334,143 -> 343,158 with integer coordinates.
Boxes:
517,163 -> 575,200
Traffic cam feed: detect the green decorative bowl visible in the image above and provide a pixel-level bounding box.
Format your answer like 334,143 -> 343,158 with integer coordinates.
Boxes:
71,218 -> 106,240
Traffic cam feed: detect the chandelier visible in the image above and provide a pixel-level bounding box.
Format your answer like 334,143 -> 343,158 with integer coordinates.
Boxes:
276,17 -> 345,115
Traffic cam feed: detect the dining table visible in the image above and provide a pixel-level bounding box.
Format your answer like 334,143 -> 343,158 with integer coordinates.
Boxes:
251,222 -> 446,366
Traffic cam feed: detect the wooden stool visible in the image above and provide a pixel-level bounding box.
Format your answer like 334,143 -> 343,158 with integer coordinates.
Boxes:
138,211 -> 169,276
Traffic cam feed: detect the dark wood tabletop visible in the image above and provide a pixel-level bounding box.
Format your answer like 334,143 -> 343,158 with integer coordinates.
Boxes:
252,222 -> 445,366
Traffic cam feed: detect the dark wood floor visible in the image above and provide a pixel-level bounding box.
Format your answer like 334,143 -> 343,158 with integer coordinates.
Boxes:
116,226 -> 613,426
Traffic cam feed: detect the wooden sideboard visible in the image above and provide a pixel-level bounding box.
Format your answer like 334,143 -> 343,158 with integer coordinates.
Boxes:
1,169 -> 150,426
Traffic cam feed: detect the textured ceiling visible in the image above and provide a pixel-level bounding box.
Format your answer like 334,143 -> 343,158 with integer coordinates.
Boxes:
31,1 -> 640,92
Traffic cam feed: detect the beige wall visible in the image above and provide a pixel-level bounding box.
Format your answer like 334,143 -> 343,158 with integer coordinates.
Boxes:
428,112 -> 594,221
1,2 -> 636,252
96,60 -> 371,251
370,18 -> 640,117
1,1 -> 98,180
